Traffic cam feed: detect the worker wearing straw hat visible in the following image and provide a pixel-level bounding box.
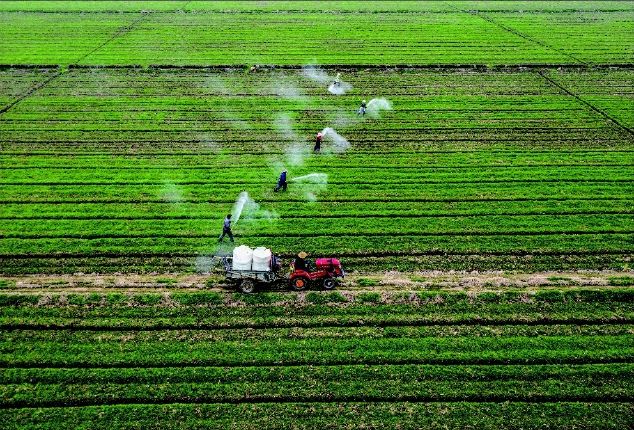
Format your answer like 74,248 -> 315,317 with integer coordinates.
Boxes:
294,251 -> 308,271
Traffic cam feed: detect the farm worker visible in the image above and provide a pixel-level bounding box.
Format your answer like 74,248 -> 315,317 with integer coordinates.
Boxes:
333,73 -> 341,87
218,214 -> 234,243
314,132 -> 323,152
294,251 -> 308,271
358,100 -> 367,116
274,170 -> 287,192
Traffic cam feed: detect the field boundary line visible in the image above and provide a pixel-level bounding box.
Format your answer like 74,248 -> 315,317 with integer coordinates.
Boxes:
0,70 -> 64,117
537,70 -> 634,138
72,11 -> 151,66
446,3 -> 587,66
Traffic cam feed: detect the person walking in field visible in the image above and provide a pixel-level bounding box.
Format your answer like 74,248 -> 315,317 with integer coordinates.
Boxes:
333,73 -> 341,87
358,99 -> 367,116
218,214 -> 234,242
274,170 -> 287,192
314,132 -> 323,152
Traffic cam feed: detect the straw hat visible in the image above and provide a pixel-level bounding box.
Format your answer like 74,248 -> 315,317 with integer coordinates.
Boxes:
297,251 -> 308,258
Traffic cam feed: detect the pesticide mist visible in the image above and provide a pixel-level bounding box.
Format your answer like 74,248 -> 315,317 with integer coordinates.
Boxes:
292,173 -> 329,202
366,97 -> 393,118
321,127 -> 350,152
159,181 -> 184,203
328,74 -> 353,95
232,191 -> 278,224
274,113 -> 309,166
302,65 -> 353,95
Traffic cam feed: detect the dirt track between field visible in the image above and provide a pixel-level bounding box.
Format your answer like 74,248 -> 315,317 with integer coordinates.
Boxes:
1,270 -> 631,293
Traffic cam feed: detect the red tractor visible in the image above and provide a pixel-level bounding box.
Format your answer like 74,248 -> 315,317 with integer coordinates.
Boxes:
289,257 -> 345,291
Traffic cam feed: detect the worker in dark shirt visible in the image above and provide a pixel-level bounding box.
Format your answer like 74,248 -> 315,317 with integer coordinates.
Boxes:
294,251 -> 308,271
358,99 -> 367,116
274,170 -> 287,192
357,100 -> 368,115
314,132 -> 323,152
218,214 -> 234,242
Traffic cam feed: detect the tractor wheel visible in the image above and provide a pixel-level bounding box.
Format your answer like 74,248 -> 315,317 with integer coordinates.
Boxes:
322,277 -> 337,290
239,279 -> 256,294
291,277 -> 308,291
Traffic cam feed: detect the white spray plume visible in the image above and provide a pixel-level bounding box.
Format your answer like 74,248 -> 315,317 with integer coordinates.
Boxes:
160,182 -> 184,203
366,97 -> 393,118
195,254 -> 217,274
302,66 -> 353,95
232,191 -> 278,224
203,75 -> 234,95
271,77 -> 307,102
302,65 -> 330,84
291,173 -> 328,202
192,125 -> 221,153
321,127 -> 350,153
329,107 -> 362,128
328,73 -> 353,95
274,113 -> 308,166
291,173 -> 328,184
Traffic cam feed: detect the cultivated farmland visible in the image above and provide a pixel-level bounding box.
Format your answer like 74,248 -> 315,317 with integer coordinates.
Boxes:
0,1 -> 633,428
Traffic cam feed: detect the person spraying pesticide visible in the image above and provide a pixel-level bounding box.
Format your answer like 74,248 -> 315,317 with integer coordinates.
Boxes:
218,214 -> 234,243
333,73 -> 341,87
314,132 -> 323,153
357,100 -> 367,116
274,170 -> 288,192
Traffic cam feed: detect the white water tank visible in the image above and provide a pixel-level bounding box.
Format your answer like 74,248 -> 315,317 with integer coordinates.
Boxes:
252,247 -> 272,272
232,245 -> 253,271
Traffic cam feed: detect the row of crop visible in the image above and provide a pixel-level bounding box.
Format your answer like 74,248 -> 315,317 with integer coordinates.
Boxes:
3,287 -> 632,307
0,105 -> 605,125
2,135 -> 627,154
2,149 -> 632,167
2,182 -> 631,203
4,402 -> 631,430
3,165 -> 631,184
3,101 -> 595,117
3,325 -> 631,347
2,333 -> 632,368
1,301 -> 631,330
1,128 -> 624,143
3,370 -> 632,407
2,199 -> 632,219
4,362 -> 630,386
1,234 -> 632,257
2,253 -> 627,275
3,214 -> 631,237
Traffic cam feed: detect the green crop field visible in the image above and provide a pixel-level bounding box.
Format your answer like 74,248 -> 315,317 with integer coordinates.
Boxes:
0,1 -> 633,428
1,288 -> 634,428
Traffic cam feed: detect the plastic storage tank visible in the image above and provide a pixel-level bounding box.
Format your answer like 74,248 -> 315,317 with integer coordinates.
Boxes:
252,247 -> 272,271
232,245 -> 253,271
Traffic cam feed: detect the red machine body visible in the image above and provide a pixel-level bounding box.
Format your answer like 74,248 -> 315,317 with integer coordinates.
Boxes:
289,257 -> 344,291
